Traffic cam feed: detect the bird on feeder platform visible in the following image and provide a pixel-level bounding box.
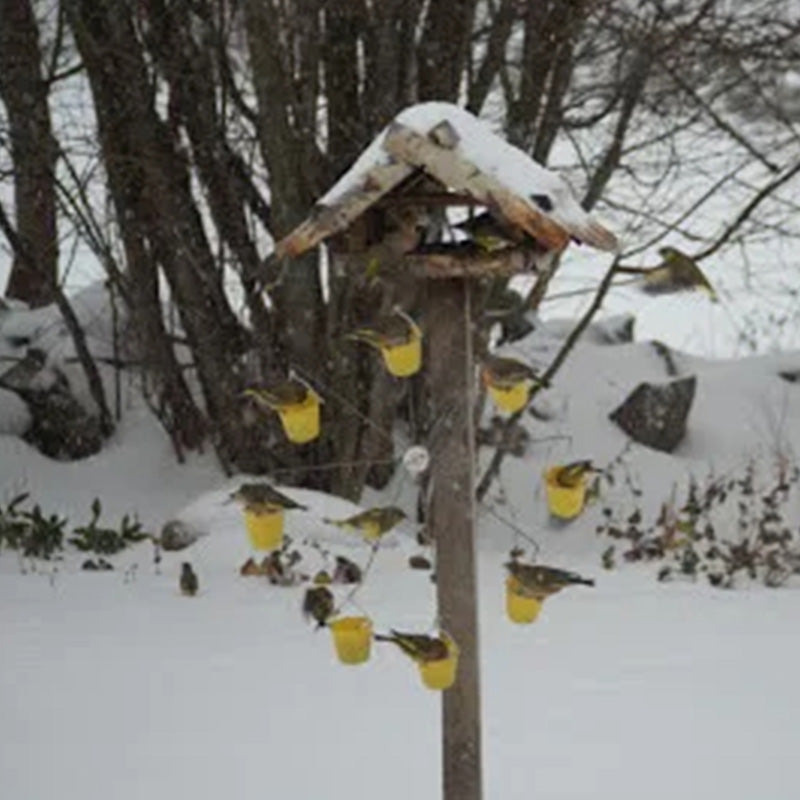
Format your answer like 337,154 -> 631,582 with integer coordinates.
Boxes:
323,506 -> 406,541
374,630 -> 451,663
551,460 -> 595,488
455,210 -> 534,252
481,355 -> 546,390
179,562 -> 199,596
347,311 -> 419,349
228,482 -> 308,514
302,585 -> 335,628
505,561 -> 594,598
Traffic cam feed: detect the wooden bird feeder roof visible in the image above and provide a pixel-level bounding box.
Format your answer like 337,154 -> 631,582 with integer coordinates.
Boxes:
275,102 -> 618,271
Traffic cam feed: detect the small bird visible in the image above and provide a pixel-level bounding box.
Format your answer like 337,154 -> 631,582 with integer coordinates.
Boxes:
374,630 -> 451,663
551,460 -> 595,488
347,310 -> 420,349
242,379 -> 312,411
179,562 -> 199,596
333,555 -> 362,584
505,560 -> 594,598
481,355 -> 545,390
302,585 -> 335,628
638,246 -> 717,300
456,211 -> 532,252
323,506 -> 406,541
313,569 -> 333,585
229,482 -> 308,514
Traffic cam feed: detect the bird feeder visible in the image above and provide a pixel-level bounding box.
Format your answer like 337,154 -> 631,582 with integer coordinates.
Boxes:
275,389 -> 321,444
505,575 -> 543,624
330,616 -> 373,665
417,636 -> 459,691
380,318 -> 422,377
544,466 -> 587,520
486,380 -> 530,414
244,508 -> 285,551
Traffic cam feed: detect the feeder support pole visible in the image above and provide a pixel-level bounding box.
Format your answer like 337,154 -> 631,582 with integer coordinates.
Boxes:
426,277 -> 483,800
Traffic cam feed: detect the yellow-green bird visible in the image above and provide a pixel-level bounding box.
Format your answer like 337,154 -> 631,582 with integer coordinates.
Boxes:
323,506 -> 406,541
456,211 -> 529,252
348,311 -> 419,349
242,379 -> 311,411
373,630 -> 450,663
302,586 -> 335,629
552,460 -> 595,488
641,246 -> 717,300
481,355 -> 545,389
229,482 -> 308,513
506,560 -> 594,598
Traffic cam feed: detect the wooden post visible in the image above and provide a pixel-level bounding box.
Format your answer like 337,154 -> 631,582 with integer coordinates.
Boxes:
426,277 -> 482,800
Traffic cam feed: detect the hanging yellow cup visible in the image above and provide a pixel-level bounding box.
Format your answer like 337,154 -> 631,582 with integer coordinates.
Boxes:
380,323 -> 422,378
330,616 -> 373,665
276,390 -> 320,444
417,638 -> 459,691
487,381 -> 530,413
544,466 -> 587,520
244,508 -> 284,551
505,576 -> 543,624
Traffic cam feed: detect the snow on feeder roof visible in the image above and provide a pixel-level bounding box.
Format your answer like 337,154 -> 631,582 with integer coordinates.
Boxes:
275,102 -> 618,260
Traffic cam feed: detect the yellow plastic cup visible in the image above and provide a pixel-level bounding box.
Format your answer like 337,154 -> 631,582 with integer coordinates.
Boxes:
330,616 -> 373,665
487,381 -> 530,413
544,466 -> 587,520
276,391 -> 320,444
380,328 -> 422,378
418,639 -> 459,691
244,508 -> 284,551
505,576 -> 543,624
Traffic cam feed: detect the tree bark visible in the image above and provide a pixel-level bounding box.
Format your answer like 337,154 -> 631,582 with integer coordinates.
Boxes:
0,0 -> 58,306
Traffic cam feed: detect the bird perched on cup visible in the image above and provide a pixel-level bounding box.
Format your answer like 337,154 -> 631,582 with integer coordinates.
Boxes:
373,630 -> 451,663
179,562 -> 199,596
242,378 -> 314,412
302,585 -> 335,629
505,560 -> 594,598
481,355 -> 547,390
550,460 -> 596,489
347,309 -> 420,349
323,506 -> 406,542
228,482 -> 308,514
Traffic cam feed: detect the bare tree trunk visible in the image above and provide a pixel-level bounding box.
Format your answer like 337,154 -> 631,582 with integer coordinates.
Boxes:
426,278 -> 482,800
0,0 -> 58,306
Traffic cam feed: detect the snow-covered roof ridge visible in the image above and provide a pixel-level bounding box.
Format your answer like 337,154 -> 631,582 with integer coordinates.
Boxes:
275,101 -> 618,259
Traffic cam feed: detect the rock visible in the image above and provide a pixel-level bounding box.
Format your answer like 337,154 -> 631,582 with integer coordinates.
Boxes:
159,519 -> 203,551
609,376 -> 696,453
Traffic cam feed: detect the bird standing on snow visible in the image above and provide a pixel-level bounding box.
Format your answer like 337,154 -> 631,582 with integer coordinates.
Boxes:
323,506 -> 406,542
180,562 -> 199,596
302,586 -> 335,629
505,561 -> 594,598
374,630 -> 451,663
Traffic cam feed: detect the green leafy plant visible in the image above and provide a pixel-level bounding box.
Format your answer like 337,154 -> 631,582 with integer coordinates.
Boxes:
0,493 -> 67,559
69,498 -> 150,555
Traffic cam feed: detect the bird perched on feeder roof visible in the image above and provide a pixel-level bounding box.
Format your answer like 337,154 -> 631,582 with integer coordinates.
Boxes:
551,460 -> 595,488
179,562 -> 199,596
481,355 -> 546,390
323,506 -> 406,541
228,482 -> 308,514
347,310 -> 420,349
374,630 -> 451,663
505,560 -> 594,598
302,585 -> 335,629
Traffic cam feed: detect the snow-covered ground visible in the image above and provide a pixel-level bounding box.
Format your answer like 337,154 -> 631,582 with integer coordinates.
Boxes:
3,317 -> 800,800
